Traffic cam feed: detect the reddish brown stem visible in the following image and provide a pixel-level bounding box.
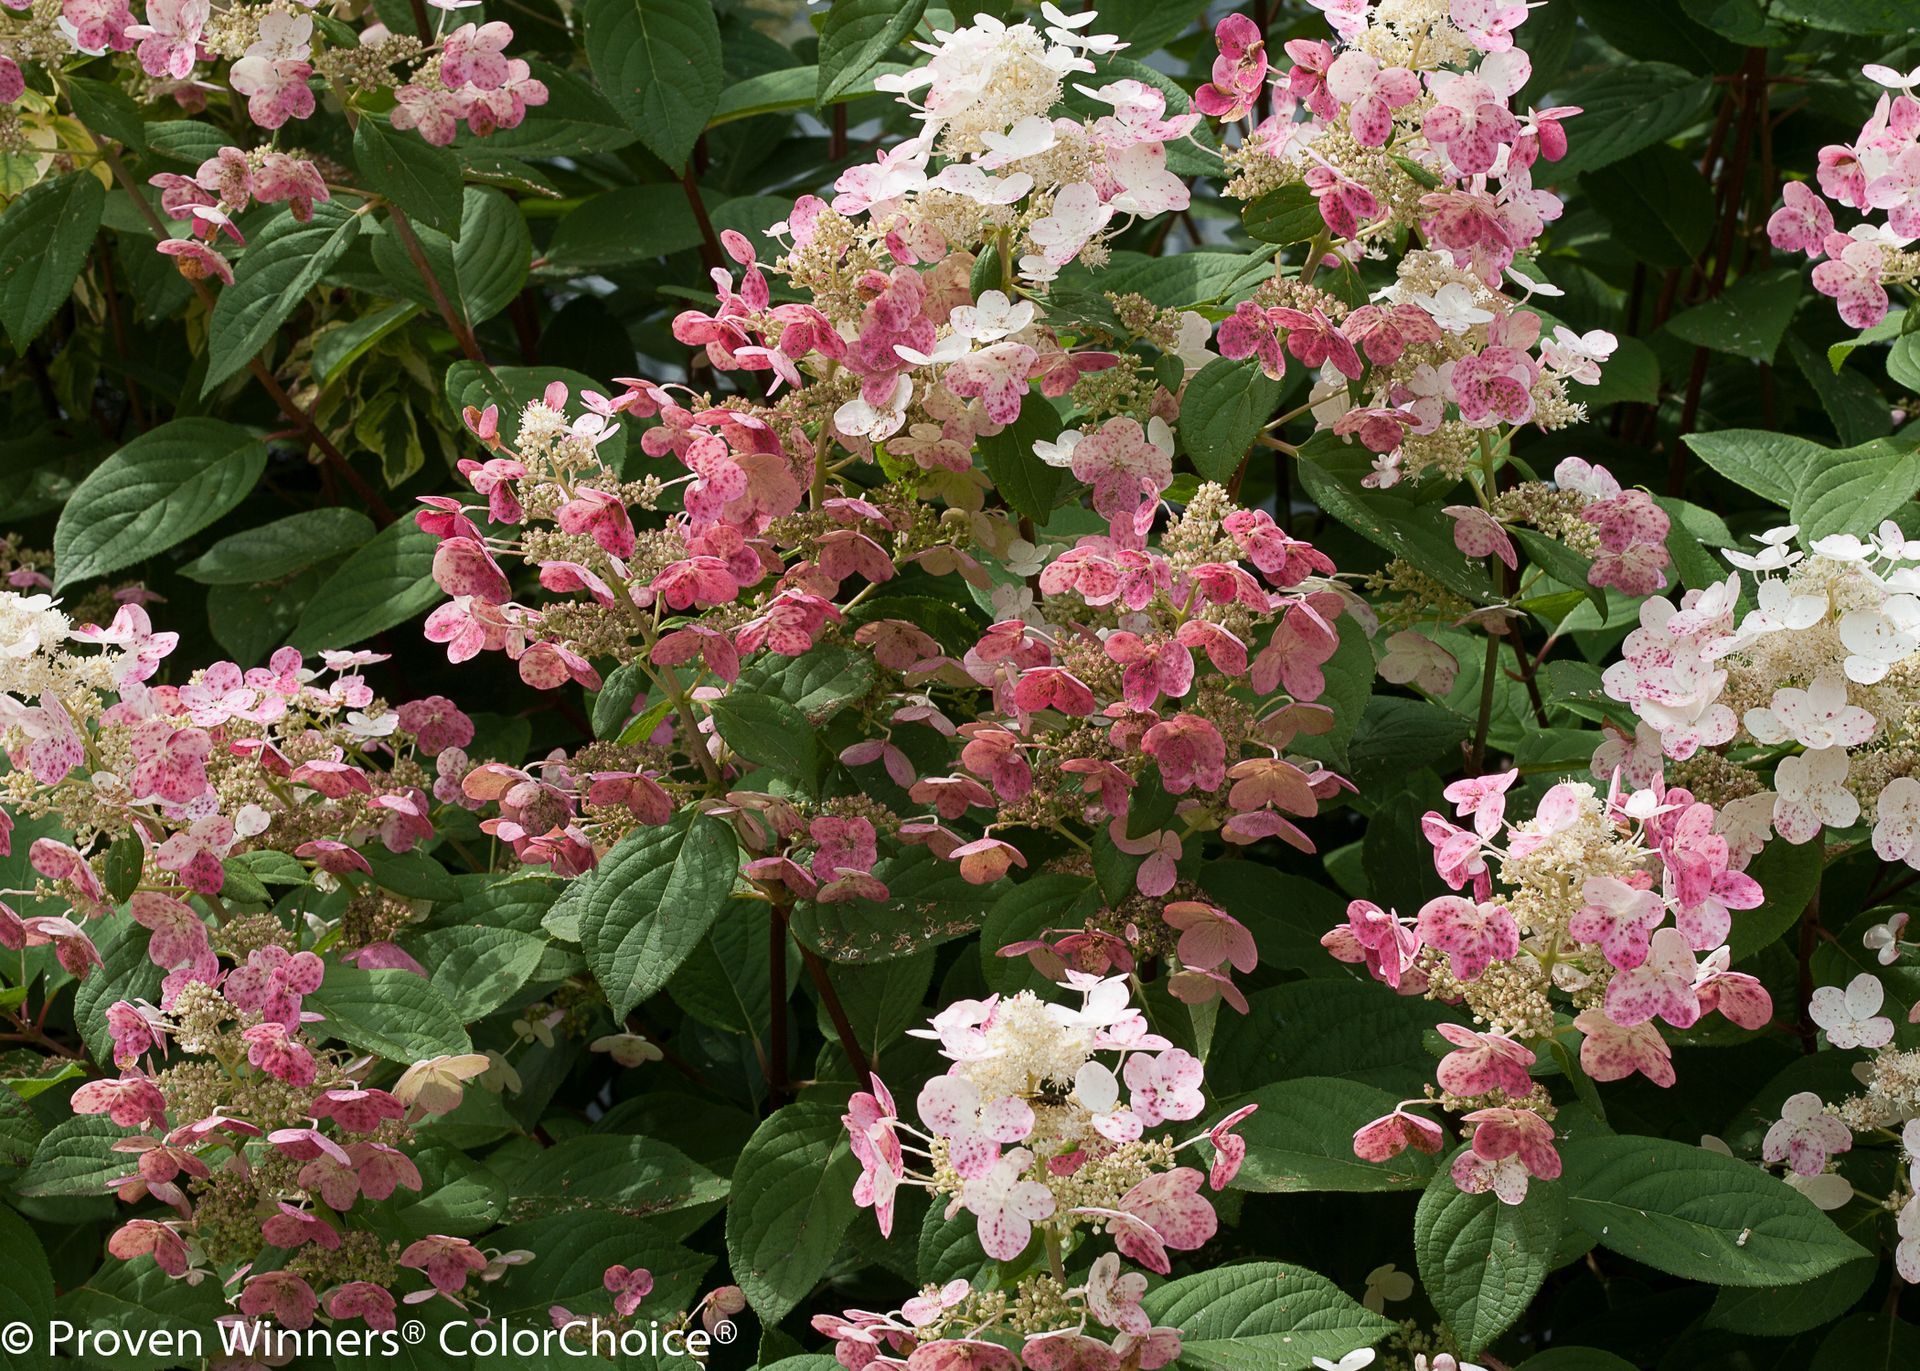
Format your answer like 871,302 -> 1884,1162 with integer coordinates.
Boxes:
388,206 -> 488,366
801,943 -> 872,1080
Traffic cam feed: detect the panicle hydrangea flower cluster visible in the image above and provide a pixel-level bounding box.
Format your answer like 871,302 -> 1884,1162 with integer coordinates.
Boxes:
0,588 -> 559,1334
1329,772 -> 1773,1204
411,12 -> 1373,1016
1769,62 -> 1920,329
0,0 -> 548,284
1194,0 -> 1609,491
825,974 -> 1251,1369
1601,520 -> 1920,860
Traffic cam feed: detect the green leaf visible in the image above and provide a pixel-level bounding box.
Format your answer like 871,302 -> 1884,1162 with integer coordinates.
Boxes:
1681,428 -> 1813,506
578,814 -> 740,1018
1296,450 -> 1493,605
15,1115 -> 124,1197
543,184 -> 705,270
54,1260 -> 225,1371
312,302 -> 420,385
1790,435 -> 1920,542
307,964 -> 473,1061
583,0 -> 724,171
0,1080 -> 44,1182
978,389 -> 1065,522
1416,1158 -> 1567,1354
492,1133 -> 729,1221
1654,494 -> 1734,593
482,1212 -> 713,1321
1345,696 -> 1472,793
1889,333 -> 1920,394
53,417 -> 267,590
180,507 -> 375,585
710,692 -> 819,780
1793,333 -> 1892,447
1666,266 -> 1804,363
67,75 -> 146,150
1140,1262 -> 1394,1371
443,187 -> 529,323
1516,1353 -> 1639,1371
418,925 -> 547,1019
205,201 -> 363,392
1513,526 -> 1604,620
725,1099 -> 861,1324
1208,981 -> 1449,1097
1559,1133 -> 1868,1286
369,187 -> 529,326
0,170 -> 104,348
1241,182 -> 1323,245
354,116 -> 464,233
1569,333 -> 1659,408
592,661 -> 646,738
288,517 -> 441,651
1728,833 -> 1823,961
1810,1314 -> 1920,1370
819,0 -> 926,103
1234,1077 -> 1437,1194
0,1204 -> 51,1371
737,640 -> 878,724
1550,63 -> 1714,178
1770,0 -> 1916,32
670,900 -> 796,1035
1580,145 -> 1714,270
1181,357 -> 1282,483
1829,307 -> 1907,373
1705,1255 -> 1875,1337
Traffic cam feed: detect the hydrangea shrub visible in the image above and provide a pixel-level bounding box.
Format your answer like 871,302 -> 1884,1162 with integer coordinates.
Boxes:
1,0 -> 1919,1368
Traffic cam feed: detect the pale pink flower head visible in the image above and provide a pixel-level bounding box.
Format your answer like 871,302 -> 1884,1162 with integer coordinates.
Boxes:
1572,1008 -> 1674,1088
1415,895 -> 1518,981
237,1271 -> 318,1330
1567,874 -> 1665,970
1434,1022 -> 1536,1097
1123,1048 -> 1205,1127
1452,0 -> 1530,52
1770,182 -> 1837,258
1162,901 -> 1257,975
1762,1091 -> 1852,1177
400,1234 -> 488,1294
1809,971 -> 1895,1050
1099,1166 -> 1218,1274
127,0 -> 205,80
959,1148 -> 1055,1260
107,1219 -> 190,1277
919,1075 -> 1034,1179
1603,926 -> 1701,1028
1442,506 -> 1518,570
328,1282 -> 398,1331
156,235 -> 233,284
1205,1102 -> 1259,1191
1441,768 -> 1516,838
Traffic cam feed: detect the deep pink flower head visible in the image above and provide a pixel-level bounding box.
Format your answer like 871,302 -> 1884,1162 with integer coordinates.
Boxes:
1194,13 -> 1269,121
